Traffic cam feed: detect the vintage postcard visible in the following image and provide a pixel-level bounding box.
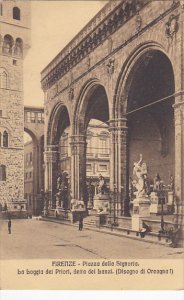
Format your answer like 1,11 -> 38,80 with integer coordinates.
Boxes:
0,0 -> 184,292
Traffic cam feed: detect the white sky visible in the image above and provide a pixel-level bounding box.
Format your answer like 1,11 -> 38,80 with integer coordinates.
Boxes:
23,0 -> 107,107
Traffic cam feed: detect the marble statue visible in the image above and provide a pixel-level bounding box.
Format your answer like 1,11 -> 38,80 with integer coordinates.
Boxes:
133,154 -> 148,198
153,173 -> 161,191
98,174 -> 105,195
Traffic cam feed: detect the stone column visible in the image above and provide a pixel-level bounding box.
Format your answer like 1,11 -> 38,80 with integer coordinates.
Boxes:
173,101 -> 184,227
109,120 -> 117,192
70,135 -> 87,204
44,145 -> 58,208
109,118 -> 129,216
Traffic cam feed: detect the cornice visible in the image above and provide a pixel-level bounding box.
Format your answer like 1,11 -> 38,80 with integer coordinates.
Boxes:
41,0 -> 150,90
44,1 -> 180,102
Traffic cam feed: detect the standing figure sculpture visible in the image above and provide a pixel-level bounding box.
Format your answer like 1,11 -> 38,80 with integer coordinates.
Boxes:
169,175 -> 174,192
57,174 -> 62,191
153,173 -> 162,191
98,174 -> 105,195
133,154 -> 148,198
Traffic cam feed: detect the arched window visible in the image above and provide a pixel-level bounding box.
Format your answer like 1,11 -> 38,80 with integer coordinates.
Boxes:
13,7 -> 20,20
3,131 -> 8,147
15,38 -> 23,56
0,69 -> 8,89
3,35 -> 13,54
0,165 -> 6,181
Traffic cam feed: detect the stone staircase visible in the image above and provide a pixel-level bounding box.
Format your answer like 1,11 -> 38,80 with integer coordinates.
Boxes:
83,215 -> 97,228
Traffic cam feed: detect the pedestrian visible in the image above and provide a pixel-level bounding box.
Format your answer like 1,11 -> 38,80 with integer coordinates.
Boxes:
8,218 -> 11,234
79,215 -> 83,231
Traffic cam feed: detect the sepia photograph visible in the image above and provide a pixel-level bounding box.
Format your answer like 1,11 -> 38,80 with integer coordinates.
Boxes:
0,0 -> 184,291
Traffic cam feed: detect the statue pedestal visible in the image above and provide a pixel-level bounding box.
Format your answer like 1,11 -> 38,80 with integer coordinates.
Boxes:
93,194 -> 109,212
168,191 -> 174,205
132,197 -> 150,231
167,191 -> 174,213
150,192 -> 159,214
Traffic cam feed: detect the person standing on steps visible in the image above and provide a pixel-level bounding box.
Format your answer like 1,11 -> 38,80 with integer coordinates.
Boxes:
8,218 -> 11,234
79,215 -> 83,231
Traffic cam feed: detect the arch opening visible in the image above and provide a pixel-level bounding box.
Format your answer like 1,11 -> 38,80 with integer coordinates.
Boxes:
24,129 -> 44,216
75,83 -> 110,209
124,50 -> 175,213
48,104 -> 71,210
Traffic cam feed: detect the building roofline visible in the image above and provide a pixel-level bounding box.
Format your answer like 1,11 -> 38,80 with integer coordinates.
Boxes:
41,1 -> 111,76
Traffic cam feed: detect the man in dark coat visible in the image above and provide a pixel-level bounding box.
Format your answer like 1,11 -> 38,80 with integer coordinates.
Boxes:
8,218 -> 11,234
79,215 -> 83,231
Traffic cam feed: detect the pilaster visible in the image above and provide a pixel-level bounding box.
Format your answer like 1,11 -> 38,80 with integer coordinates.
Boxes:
173,101 -> 184,228
109,117 -> 129,216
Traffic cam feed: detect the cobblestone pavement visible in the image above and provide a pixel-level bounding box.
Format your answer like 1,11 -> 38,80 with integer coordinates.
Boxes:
0,218 -> 183,259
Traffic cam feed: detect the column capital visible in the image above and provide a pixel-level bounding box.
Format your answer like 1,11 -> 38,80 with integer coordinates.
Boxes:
70,135 -> 86,145
173,101 -> 184,110
44,149 -> 58,163
173,102 -> 184,126
109,118 -> 128,132
45,144 -> 59,151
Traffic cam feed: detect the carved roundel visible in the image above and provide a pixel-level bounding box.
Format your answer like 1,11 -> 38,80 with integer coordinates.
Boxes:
165,14 -> 179,38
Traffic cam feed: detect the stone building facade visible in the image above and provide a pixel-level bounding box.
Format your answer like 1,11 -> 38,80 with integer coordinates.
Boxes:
41,0 -> 184,224
0,1 -> 31,207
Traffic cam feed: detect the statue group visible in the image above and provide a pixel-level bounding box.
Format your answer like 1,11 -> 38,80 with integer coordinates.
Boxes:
132,154 -> 148,199
55,171 -> 70,209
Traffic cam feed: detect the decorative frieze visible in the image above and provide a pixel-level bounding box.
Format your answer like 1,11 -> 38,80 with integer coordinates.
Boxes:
41,0 -> 150,90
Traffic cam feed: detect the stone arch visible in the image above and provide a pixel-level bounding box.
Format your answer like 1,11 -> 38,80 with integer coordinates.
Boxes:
24,127 -> 39,146
71,78 -> 110,203
73,78 -> 109,135
114,41 -> 175,118
113,41 -> 176,215
47,101 -> 71,146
